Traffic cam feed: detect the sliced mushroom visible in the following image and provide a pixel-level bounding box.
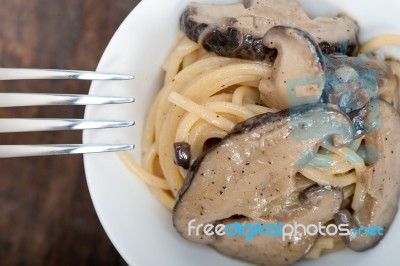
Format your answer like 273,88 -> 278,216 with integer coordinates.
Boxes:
259,26 -> 397,125
324,54 -> 397,108
173,142 -> 191,169
259,26 -> 325,110
173,104 -> 353,264
212,186 -> 343,266
323,55 -> 397,135
180,0 -> 359,60
334,100 -> 400,251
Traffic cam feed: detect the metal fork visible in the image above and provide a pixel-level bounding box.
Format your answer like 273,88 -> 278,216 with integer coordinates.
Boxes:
0,68 -> 135,158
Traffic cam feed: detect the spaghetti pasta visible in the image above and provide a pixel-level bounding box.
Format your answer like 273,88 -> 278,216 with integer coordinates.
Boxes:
121,34 -> 400,259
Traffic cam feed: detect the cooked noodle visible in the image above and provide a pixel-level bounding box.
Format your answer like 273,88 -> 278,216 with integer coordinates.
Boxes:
119,35 -> 400,258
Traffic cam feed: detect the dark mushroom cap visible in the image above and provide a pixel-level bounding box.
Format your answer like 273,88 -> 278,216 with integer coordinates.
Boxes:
180,0 -> 359,60
173,104 -> 351,265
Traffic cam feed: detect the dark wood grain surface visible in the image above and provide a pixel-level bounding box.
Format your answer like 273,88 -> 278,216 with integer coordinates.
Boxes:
0,1 -> 140,265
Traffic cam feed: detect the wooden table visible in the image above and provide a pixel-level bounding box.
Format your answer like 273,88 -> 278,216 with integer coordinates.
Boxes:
0,1 -> 140,265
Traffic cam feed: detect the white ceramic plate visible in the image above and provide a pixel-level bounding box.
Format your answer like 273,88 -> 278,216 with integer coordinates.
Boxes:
83,0 -> 400,265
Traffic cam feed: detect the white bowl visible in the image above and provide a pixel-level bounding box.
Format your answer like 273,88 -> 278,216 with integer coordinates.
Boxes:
83,0 -> 400,265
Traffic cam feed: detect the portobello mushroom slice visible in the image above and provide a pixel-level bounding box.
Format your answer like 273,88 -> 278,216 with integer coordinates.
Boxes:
180,0 -> 359,60
213,185 -> 343,266
260,26 -> 325,110
324,54 -> 397,105
322,55 -> 397,136
173,104 -> 353,264
335,100 -> 400,251
259,26 -> 396,129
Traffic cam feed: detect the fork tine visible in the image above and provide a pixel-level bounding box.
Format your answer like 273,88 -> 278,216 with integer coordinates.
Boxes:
0,68 -> 134,80
0,93 -> 134,107
0,119 -> 134,133
0,144 -> 134,158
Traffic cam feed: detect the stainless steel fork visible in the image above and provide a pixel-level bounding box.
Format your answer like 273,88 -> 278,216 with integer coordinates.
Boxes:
0,68 -> 134,158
